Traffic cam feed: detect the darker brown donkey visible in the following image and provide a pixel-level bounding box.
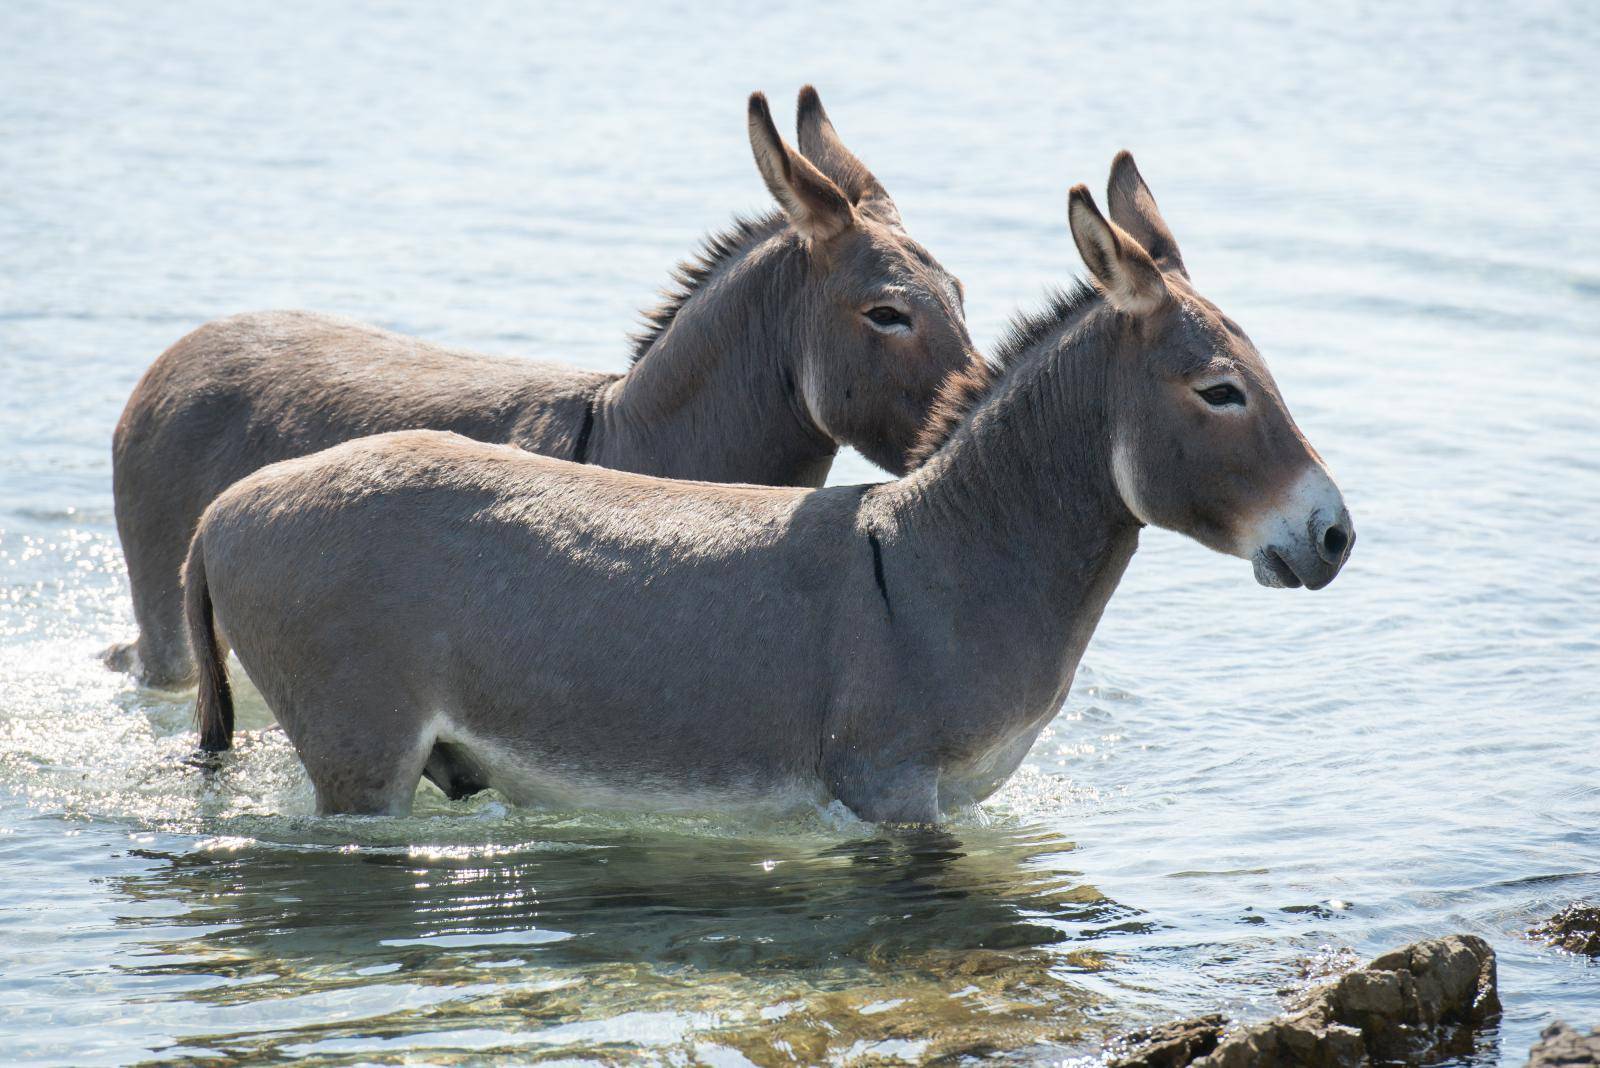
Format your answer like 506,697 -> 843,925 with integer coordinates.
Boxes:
108,88 -> 980,687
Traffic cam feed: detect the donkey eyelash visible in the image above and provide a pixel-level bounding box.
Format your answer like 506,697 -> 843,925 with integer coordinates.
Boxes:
864,306 -> 912,330
1196,382 -> 1246,407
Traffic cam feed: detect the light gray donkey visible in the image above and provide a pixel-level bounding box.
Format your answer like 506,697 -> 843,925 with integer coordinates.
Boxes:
184,153 -> 1354,823
108,87 -> 979,688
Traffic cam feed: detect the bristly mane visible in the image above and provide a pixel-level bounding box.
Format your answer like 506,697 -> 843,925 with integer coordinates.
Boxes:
908,280 -> 1102,467
629,211 -> 787,364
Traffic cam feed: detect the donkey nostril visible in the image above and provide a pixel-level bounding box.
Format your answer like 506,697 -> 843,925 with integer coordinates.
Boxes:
1321,524 -> 1349,558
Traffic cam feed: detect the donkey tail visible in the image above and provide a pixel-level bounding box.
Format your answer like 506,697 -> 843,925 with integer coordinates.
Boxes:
183,531 -> 234,752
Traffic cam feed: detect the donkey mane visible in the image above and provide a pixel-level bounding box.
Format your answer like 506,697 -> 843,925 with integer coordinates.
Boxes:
909,280 -> 1102,466
628,211 -> 788,364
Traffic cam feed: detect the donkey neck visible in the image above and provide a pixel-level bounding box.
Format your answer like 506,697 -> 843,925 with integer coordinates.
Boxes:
873,302 -> 1143,696
600,229 -> 836,487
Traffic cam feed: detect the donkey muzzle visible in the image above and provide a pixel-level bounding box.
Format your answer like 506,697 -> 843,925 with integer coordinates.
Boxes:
1246,469 -> 1354,591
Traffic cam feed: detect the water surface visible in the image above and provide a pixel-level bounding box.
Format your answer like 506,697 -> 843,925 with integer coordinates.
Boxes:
2,2 -> 1597,1063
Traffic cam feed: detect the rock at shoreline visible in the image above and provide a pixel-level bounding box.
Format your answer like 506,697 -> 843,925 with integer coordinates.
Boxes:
1108,1014 -> 1225,1067
1527,1022 -> 1600,1067
1531,905 -> 1600,956
1108,934 -> 1499,1068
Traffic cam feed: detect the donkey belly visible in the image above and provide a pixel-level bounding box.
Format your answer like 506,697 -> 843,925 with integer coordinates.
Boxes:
433,712 -> 827,816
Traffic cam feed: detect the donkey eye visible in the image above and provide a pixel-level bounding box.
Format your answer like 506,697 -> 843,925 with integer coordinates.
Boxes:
864,306 -> 911,329
1197,383 -> 1246,408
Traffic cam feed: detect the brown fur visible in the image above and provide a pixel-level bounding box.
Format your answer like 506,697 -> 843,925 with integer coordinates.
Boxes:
629,213 -> 781,364
909,283 -> 1098,467
107,88 -> 979,688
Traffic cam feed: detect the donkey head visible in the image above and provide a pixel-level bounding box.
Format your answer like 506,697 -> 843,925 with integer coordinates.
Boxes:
1070,153 -> 1353,589
747,89 -> 980,475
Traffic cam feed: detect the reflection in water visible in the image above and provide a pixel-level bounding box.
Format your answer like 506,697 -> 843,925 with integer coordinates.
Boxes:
112,822 -> 1116,1063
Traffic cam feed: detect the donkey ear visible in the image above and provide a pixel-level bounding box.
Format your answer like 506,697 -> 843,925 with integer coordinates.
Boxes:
748,91 -> 856,243
1107,150 -> 1187,277
1068,184 -> 1171,316
795,85 -> 903,229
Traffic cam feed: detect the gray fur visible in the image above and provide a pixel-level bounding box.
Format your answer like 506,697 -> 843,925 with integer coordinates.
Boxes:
109,89 -> 978,687
184,154 -> 1354,822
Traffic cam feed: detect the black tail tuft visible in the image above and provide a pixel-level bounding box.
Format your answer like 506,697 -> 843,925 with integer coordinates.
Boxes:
183,532 -> 234,752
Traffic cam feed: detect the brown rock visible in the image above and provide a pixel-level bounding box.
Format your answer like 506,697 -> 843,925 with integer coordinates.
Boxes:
1199,934 -> 1497,1066
1526,1022 -> 1600,1067
1338,968 -> 1407,1015
1532,905 -> 1600,956
1108,935 -> 1500,1068
1108,1013 -> 1225,1068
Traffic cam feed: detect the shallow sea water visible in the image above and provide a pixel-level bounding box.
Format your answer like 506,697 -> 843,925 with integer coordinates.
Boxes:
2,2 -> 1597,1064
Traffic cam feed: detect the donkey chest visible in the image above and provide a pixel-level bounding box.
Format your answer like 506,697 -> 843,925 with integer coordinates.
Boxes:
916,666 -> 1077,810
938,726 -> 1047,809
